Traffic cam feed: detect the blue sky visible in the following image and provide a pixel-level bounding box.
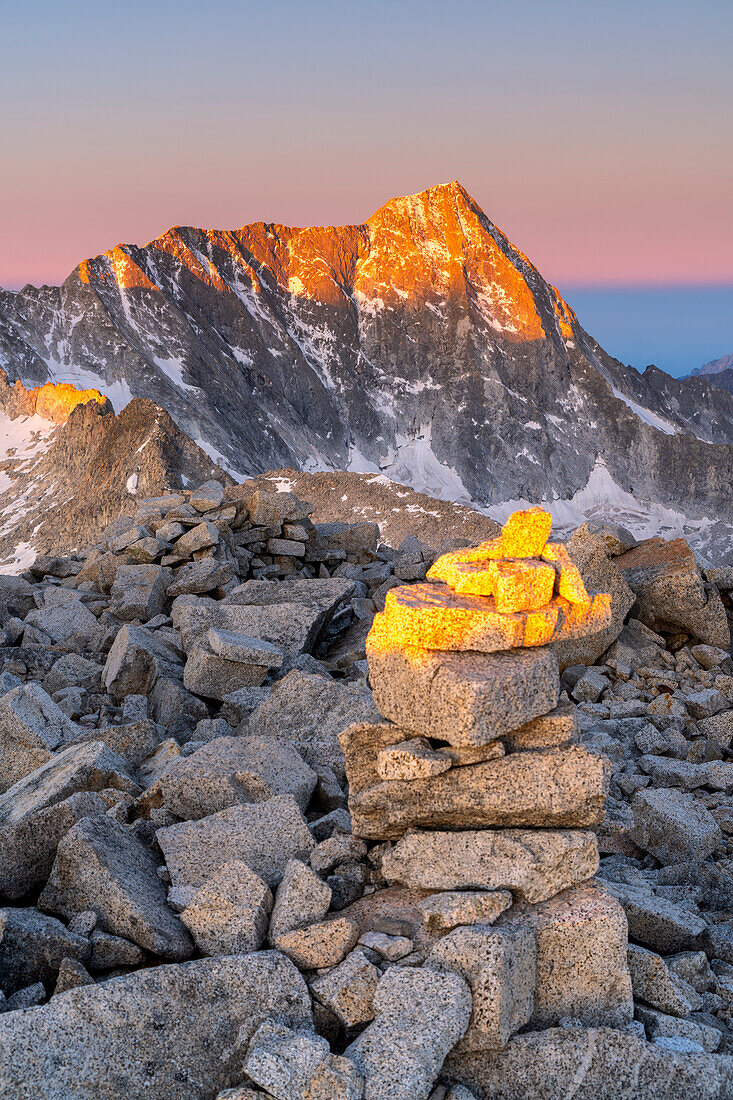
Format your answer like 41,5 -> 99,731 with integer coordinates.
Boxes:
565,286 -> 733,377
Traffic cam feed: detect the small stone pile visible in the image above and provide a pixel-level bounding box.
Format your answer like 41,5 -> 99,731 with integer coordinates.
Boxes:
75,478 -> 380,593
342,507 -> 636,1061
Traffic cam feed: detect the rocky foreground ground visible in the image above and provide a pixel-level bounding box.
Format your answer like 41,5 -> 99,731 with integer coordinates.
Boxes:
2,480 -> 733,1098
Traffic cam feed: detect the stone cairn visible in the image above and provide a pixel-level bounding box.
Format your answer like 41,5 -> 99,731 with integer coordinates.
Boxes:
341,506 -> 636,1055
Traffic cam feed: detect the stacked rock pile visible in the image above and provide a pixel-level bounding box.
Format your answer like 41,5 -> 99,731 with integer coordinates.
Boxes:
73,479 -> 381,594
341,507 -> 637,1062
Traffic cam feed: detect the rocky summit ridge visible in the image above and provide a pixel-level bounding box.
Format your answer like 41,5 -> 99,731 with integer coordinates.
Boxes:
1,485 -> 733,1097
2,182 -> 733,555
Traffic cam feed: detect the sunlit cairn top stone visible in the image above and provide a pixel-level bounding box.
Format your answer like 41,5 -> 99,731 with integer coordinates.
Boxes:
370,507 -> 612,653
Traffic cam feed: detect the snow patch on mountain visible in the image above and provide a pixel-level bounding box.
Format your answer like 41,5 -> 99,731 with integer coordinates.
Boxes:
611,387 -> 678,435
348,427 -> 473,505
487,457 -> 733,564
153,356 -> 199,393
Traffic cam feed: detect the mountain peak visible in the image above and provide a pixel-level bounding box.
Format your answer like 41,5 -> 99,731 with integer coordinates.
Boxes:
366,179 -> 480,225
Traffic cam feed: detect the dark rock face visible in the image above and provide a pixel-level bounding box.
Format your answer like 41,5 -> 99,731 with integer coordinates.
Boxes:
2,181 -> 733,525
0,393 -> 228,565
684,365 -> 733,397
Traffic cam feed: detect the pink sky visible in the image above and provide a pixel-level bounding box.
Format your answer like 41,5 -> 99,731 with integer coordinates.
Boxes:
2,0 -> 732,290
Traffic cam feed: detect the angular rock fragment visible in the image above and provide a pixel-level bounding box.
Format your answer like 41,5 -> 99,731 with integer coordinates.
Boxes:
24,597 -> 102,647
345,966 -> 472,1100
183,644 -> 268,701
616,536 -> 730,649
103,623 -> 182,700
207,626 -> 285,666
190,480 -> 225,512
109,563 -> 170,622
53,957 -> 95,995
600,880 -> 707,952
268,859 -> 331,943
157,794 -> 315,889
303,1054 -> 365,1100
274,916 -> 360,970
0,907 -> 89,995
166,558 -> 233,598
0,740 -> 138,826
159,735 -> 317,819
427,924 -> 535,1050
249,670 -> 381,782
502,701 -> 578,750
0,681 -> 78,791
507,884 -> 634,1028
88,930 -> 144,969
38,814 -> 193,960
635,1004 -> 722,1052
173,596 -> 331,659
628,944 -> 703,1016
556,528 -> 636,668
244,1019 -> 330,1100
0,953 -> 312,1098
0,790 -> 109,899
377,737 -> 452,780
180,860 -> 273,956
418,890 -> 513,931
630,787 -> 723,864
311,948 -> 380,1027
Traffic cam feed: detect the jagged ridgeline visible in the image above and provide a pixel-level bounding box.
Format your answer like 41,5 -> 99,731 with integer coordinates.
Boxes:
1,182 -> 733,531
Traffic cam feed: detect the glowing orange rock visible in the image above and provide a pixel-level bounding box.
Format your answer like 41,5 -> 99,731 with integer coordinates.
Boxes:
441,558 -> 556,612
501,507 -> 553,559
541,542 -> 591,609
379,582 -> 612,653
33,383 -> 107,423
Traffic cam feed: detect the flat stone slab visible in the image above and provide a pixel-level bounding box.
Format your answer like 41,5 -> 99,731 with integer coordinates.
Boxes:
0,953 -> 312,1099
366,627 -> 559,746
207,626 -> 284,666
346,744 -> 610,839
173,597 -> 333,658
380,828 -> 599,903
377,583 -> 611,652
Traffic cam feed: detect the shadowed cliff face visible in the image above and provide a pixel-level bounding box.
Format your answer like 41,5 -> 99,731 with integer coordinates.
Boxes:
0,387 -> 228,569
1,181 -> 733,521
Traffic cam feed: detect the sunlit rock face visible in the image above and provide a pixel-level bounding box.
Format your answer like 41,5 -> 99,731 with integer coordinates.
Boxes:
2,182 -> 733,522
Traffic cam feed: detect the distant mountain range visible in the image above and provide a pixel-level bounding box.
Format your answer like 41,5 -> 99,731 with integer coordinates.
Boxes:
690,352 -> 733,376
1,181 -> 733,560
687,353 -> 733,396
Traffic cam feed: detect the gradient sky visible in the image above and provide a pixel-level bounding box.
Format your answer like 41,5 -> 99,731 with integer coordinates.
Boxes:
1,0 -> 732,371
